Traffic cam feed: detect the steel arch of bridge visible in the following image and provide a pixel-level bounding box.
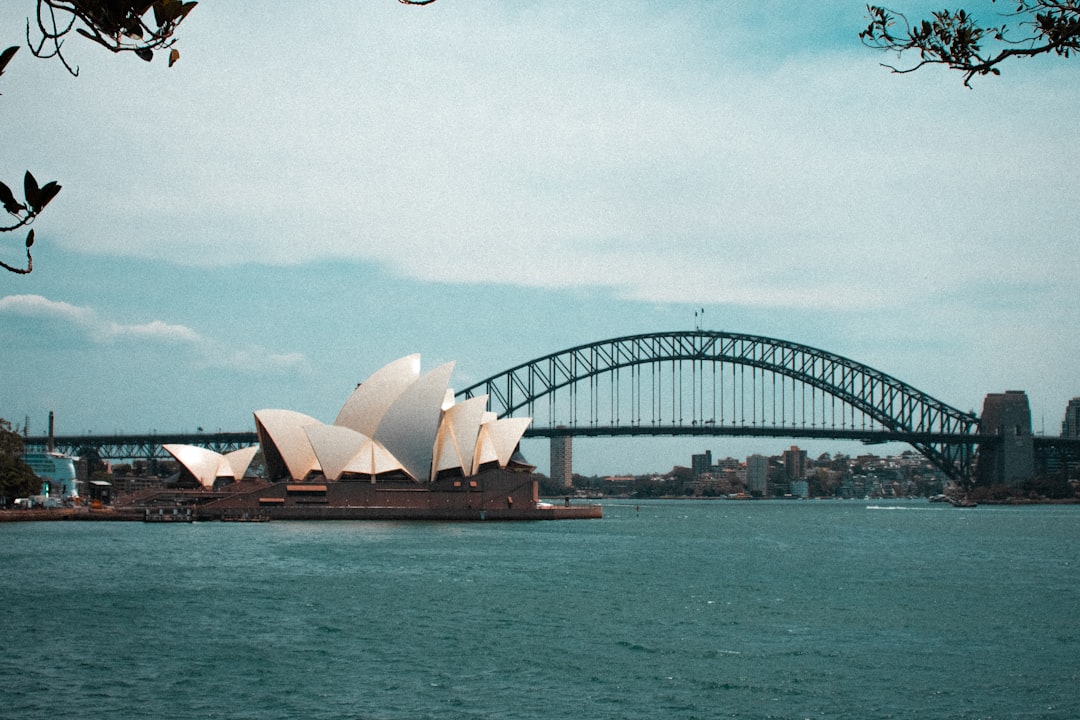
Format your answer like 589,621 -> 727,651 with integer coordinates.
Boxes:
458,331 -> 982,482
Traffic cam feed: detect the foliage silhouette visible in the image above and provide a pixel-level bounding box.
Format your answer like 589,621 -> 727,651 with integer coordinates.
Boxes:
862,1 -> 1080,86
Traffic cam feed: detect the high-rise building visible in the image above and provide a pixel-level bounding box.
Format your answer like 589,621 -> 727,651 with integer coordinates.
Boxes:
782,446 -> 807,481
691,450 -> 713,477
746,454 -> 768,495
1062,398 -> 1080,438
550,433 -> 573,488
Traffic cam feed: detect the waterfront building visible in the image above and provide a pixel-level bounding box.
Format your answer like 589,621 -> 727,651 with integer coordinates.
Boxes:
716,456 -> 742,473
782,446 -> 807,481
745,454 -> 768,496
165,354 -> 534,485
152,355 -> 601,520
691,450 -> 713,477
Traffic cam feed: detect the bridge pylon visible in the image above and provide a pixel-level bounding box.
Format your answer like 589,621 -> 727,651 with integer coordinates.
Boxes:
978,391 -> 1035,487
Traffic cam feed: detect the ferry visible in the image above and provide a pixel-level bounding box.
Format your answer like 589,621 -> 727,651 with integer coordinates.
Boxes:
22,451 -> 80,503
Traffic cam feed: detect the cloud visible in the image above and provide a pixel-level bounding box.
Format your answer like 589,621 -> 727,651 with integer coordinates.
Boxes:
0,294 -> 308,374
15,2 -> 1073,316
198,347 -> 310,374
0,294 -> 97,327
0,294 -> 199,343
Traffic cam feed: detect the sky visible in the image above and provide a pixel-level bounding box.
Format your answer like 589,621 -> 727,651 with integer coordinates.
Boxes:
1,1 -> 1077,476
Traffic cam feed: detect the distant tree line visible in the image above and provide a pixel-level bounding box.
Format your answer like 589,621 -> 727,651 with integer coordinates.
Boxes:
0,419 -> 41,505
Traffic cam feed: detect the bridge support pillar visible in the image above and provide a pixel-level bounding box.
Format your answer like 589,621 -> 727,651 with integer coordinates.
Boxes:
978,391 -> 1034,487
550,433 -> 573,488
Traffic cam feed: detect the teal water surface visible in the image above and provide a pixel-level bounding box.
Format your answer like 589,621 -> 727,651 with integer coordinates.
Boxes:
2,500 -> 1078,719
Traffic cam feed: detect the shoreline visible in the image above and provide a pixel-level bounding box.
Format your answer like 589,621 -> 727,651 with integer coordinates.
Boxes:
3,495 -> 1077,523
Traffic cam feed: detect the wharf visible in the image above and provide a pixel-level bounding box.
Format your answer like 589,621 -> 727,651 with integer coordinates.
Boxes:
194,471 -> 602,521
197,503 -> 602,522
1,471 -> 603,523
0,507 -> 142,522
143,507 -> 195,523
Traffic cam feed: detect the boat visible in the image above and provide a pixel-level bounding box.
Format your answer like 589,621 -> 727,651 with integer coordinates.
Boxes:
22,450 -> 80,503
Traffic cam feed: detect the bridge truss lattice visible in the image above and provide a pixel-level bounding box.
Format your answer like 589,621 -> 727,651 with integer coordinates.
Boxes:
458,331 -> 981,482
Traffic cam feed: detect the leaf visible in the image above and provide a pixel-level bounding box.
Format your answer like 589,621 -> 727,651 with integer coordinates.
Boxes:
154,1 -> 196,28
135,47 -> 154,62
155,0 -> 180,26
23,172 -> 40,213
168,48 -> 180,67
0,46 -> 18,75
35,181 -> 62,211
0,181 -> 24,215
25,228 -> 34,249
123,17 -> 145,38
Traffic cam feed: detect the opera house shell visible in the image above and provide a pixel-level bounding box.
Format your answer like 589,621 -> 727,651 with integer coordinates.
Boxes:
162,444 -> 259,489
163,355 -> 600,520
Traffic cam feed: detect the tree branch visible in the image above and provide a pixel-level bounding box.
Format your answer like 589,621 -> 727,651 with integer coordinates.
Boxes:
861,1 -> 1080,86
0,245 -> 33,274
27,1 -> 197,75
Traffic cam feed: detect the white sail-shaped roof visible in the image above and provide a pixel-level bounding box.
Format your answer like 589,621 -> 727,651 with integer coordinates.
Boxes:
301,424 -> 404,481
162,444 -> 257,488
374,361 -> 455,482
163,444 -> 226,488
341,436 -> 404,477
223,446 -> 259,480
254,409 -> 322,481
487,418 -> 532,466
304,424 -> 368,482
334,354 -> 421,436
472,412 -> 500,472
473,416 -> 532,472
431,395 -> 489,480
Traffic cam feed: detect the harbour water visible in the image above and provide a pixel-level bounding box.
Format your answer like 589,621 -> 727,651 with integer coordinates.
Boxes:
2,500 -> 1078,719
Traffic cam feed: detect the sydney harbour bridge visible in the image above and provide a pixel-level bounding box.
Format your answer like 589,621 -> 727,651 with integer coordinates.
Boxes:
25,331 -> 1080,485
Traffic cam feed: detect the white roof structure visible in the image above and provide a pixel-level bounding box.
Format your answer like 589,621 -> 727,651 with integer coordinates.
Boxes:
334,354 -> 420,436
431,395 -> 489,481
223,446 -> 259,480
472,411 -> 500,470
303,424 -> 403,482
250,356 -> 530,482
473,417 -> 533,473
373,362 -> 455,481
163,444 -> 259,489
254,409 -> 322,481
341,436 -> 405,477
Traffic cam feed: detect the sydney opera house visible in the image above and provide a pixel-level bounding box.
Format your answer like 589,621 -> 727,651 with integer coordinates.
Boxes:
161,355 -> 600,520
